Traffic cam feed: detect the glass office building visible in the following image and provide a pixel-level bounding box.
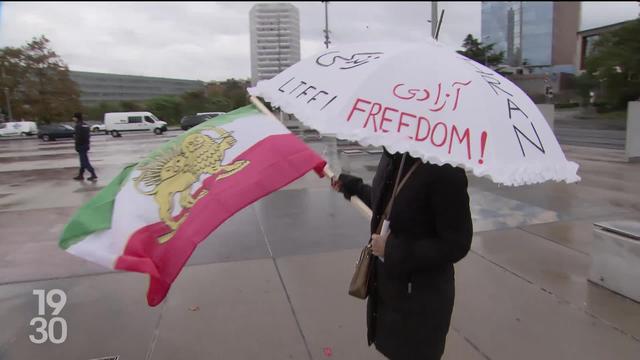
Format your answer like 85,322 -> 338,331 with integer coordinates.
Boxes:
520,2 -> 553,67
481,2 -> 580,72
481,2 -> 511,60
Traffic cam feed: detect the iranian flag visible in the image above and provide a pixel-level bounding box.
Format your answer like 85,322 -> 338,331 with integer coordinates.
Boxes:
59,105 -> 326,306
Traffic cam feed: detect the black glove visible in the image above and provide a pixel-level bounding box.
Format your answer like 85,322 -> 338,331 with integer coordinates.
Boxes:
338,174 -> 364,200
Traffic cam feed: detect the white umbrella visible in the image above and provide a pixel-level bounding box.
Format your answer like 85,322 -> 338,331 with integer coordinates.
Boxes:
249,40 -> 580,187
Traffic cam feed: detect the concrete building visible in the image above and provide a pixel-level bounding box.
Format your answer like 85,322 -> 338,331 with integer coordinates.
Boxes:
249,3 -> 301,85
69,71 -> 204,107
481,2 -> 580,73
576,20 -> 635,72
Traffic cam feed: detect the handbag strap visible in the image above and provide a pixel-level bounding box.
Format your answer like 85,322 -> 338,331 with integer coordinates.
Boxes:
375,160 -> 420,235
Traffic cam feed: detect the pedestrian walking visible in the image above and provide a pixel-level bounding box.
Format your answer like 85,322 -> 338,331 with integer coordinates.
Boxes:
73,112 -> 97,182
332,149 -> 473,360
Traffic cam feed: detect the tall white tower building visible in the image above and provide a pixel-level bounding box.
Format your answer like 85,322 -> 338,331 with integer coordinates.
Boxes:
250,3 -> 301,86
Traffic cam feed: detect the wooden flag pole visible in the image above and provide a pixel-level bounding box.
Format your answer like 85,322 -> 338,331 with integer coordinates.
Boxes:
347,192 -> 373,220
249,96 -> 373,220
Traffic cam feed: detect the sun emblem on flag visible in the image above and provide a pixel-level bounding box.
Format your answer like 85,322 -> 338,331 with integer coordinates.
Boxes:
133,128 -> 250,243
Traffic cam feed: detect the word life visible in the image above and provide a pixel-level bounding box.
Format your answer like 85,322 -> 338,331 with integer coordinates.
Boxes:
348,98 -> 488,165
278,77 -> 338,111
459,57 -> 544,158
30,289 -> 68,344
315,51 -> 384,70
393,81 -> 472,113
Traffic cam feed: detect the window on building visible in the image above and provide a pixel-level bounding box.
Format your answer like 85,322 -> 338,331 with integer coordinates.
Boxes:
584,35 -> 599,57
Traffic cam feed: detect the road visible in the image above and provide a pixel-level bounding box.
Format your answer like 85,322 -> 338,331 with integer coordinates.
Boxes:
554,109 -> 627,150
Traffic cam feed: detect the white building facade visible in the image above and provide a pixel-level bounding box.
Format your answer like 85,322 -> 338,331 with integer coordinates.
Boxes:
250,3 -> 301,85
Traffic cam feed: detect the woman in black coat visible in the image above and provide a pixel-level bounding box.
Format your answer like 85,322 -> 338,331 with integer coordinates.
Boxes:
333,149 -> 473,360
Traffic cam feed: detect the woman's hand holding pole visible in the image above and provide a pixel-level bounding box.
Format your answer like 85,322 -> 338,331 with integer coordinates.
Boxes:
325,165 -> 372,220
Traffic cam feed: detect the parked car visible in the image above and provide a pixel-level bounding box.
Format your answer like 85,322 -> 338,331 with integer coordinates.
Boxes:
0,121 -> 38,137
180,112 -> 225,130
37,124 -> 75,141
91,124 -> 106,132
87,121 -> 106,133
104,111 -> 167,137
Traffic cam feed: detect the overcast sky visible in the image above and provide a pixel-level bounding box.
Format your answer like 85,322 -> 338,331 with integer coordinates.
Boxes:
0,1 -> 638,82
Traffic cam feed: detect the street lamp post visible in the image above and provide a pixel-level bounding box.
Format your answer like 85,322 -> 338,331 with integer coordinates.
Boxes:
431,2 -> 438,39
322,1 -> 331,49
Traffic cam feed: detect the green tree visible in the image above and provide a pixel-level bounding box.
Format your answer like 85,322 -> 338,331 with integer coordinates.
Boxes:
0,36 -> 81,123
181,90 -> 207,114
205,96 -> 233,112
457,34 -> 504,67
574,72 -> 599,107
0,47 -> 27,120
179,90 -> 233,115
215,78 -> 250,109
119,100 -> 143,112
84,101 -> 126,120
584,19 -> 640,110
145,96 -> 183,124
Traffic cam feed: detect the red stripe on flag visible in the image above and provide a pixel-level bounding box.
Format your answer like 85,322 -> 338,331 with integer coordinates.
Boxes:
114,133 -> 326,306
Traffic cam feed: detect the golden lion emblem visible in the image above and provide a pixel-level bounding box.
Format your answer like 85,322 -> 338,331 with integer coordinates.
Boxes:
133,128 -> 249,243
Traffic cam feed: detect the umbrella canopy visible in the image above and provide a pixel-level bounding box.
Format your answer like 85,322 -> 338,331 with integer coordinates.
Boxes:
249,40 -> 580,186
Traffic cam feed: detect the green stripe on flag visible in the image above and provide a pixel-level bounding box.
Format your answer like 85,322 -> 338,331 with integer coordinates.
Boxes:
59,164 -> 136,250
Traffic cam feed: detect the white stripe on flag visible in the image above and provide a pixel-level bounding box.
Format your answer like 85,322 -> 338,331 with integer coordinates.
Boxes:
66,113 -> 290,268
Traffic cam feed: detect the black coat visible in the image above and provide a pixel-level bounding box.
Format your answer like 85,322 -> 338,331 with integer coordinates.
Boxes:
339,150 -> 473,360
75,123 -> 91,152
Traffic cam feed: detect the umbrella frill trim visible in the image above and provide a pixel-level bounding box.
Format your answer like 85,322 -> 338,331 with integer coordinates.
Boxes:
350,133 -> 580,187
248,88 -> 581,187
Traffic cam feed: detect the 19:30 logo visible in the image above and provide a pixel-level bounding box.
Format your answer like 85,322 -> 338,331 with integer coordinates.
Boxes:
30,289 -> 68,344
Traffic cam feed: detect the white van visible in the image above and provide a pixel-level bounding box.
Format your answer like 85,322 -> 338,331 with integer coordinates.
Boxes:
104,112 -> 167,137
0,121 -> 38,137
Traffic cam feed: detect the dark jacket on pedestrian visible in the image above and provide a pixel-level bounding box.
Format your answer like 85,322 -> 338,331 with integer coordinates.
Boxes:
75,123 -> 91,152
339,150 -> 473,360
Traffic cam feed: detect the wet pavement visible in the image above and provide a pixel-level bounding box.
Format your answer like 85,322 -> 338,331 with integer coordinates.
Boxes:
554,109 -> 627,150
0,131 -> 639,359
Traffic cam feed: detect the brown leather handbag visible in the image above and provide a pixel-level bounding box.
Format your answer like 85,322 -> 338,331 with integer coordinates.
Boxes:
348,243 -> 374,299
348,161 -> 419,299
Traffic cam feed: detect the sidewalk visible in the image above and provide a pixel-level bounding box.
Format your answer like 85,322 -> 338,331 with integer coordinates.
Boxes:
0,137 -> 639,359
